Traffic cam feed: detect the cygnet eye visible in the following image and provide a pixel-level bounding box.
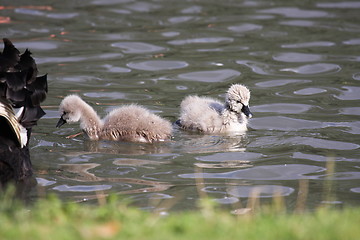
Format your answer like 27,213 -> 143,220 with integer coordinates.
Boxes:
236,100 -> 242,104
62,111 -> 69,118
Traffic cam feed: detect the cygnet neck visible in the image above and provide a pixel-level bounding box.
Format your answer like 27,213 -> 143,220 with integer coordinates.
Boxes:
77,100 -> 103,140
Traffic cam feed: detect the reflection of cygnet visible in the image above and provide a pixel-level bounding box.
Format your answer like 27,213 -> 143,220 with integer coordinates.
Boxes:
56,95 -> 172,143
177,84 -> 252,133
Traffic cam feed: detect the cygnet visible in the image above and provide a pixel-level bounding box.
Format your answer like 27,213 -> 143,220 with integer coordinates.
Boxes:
176,84 -> 252,133
56,95 -> 172,143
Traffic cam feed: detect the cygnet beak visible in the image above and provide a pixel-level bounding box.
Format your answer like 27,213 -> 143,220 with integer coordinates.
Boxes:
56,115 -> 67,128
241,105 -> 253,118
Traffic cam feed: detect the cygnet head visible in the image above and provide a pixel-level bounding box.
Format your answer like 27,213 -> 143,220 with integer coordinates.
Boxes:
225,84 -> 252,118
56,95 -> 84,127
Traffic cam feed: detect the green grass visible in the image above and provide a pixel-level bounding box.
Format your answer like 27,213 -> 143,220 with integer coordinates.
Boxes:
0,189 -> 359,240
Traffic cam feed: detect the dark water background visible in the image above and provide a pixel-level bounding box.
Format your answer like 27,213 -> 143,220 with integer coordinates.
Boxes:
1,0 -> 360,212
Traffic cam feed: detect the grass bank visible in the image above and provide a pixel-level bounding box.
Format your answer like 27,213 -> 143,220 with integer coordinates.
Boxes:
0,190 -> 359,240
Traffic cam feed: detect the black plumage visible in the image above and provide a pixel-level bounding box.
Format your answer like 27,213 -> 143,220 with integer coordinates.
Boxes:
0,38 -> 48,185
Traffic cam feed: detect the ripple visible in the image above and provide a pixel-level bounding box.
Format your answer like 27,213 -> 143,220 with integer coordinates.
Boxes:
347,121 -> 360,134
179,164 -> 325,180
109,9 -> 132,14
97,53 -> 124,59
46,13 -> 79,19
15,8 -> 79,19
293,152 -> 360,162
36,56 -> 87,64
261,31 -> 288,38
353,72 -> 360,80
84,92 -> 151,100
101,64 -> 131,73
13,41 -> 59,50
111,42 -> 166,53
125,2 -> 162,12
294,88 -> 327,95
250,116 -> 323,131
248,14 -> 274,20
228,23 -> 263,32
127,60 -> 188,71
290,136 -> 359,150
178,69 -> 240,82
350,187 -> 360,193
213,197 -> 239,204
181,5 -> 202,14
273,52 -> 323,62
195,152 -> 262,162
36,178 -> 56,187
91,0 -> 134,6
228,185 -> 295,198
53,184 -> 112,192
252,103 -> 312,114
258,7 -> 329,18
236,60 -> 275,75
340,107 -> 360,116
280,63 -> 341,74
194,162 -> 252,169
37,52 -> 122,64
323,172 -> 360,180
58,75 -> 101,83
113,158 -> 167,167
317,2 -> 360,8
161,31 -> 180,37
168,37 -> 233,45
280,20 -> 315,27
343,38 -> 360,45
281,41 -> 335,48
168,16 -> 195,24
255,79 -> 311,87
335,86 -> 360,100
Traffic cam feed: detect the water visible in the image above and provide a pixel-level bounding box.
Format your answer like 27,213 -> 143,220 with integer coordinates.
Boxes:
2,0 -> 360,211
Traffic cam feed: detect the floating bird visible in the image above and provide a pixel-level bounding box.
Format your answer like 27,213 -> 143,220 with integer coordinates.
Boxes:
56,95 -> 172,143
176,84 -> 252,133
0,38 -> 48,184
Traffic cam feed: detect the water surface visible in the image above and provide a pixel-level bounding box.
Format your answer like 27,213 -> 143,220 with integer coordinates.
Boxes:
2,0 -> 360,212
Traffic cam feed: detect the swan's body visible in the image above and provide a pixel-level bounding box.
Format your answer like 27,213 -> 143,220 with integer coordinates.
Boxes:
177,84 -> 252,134
0,38 -> 48,184
57,95 -> 172,143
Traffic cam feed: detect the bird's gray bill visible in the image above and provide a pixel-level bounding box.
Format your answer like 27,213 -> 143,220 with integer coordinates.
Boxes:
56,117 -> 67,128
241,105 -> 253,118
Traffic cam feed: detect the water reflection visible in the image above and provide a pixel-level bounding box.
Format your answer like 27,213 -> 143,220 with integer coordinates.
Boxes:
293,88 -> 327,95
227,185 -> 295,198
258,7 -> 329,18
84,141 -> 172,155
127,60 -> 188,71
54,163 -> 172,198
273,52 -> 323,62
178,69 -> 241,82
280,63 -> 341,75
168,37 -> 233,45
228,23 -> 263,32
111,42 -> 166,54
174,133 -> 249,154
252,103 -> 312,114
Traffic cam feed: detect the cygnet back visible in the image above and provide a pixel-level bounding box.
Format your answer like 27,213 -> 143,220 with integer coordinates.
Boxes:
102,104 -> 172,142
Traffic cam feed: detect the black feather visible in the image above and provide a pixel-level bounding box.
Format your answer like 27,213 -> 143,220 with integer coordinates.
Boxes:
0,38 -> 48,184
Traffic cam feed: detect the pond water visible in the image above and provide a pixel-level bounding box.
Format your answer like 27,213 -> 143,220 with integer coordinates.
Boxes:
1,0 -> 360,212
